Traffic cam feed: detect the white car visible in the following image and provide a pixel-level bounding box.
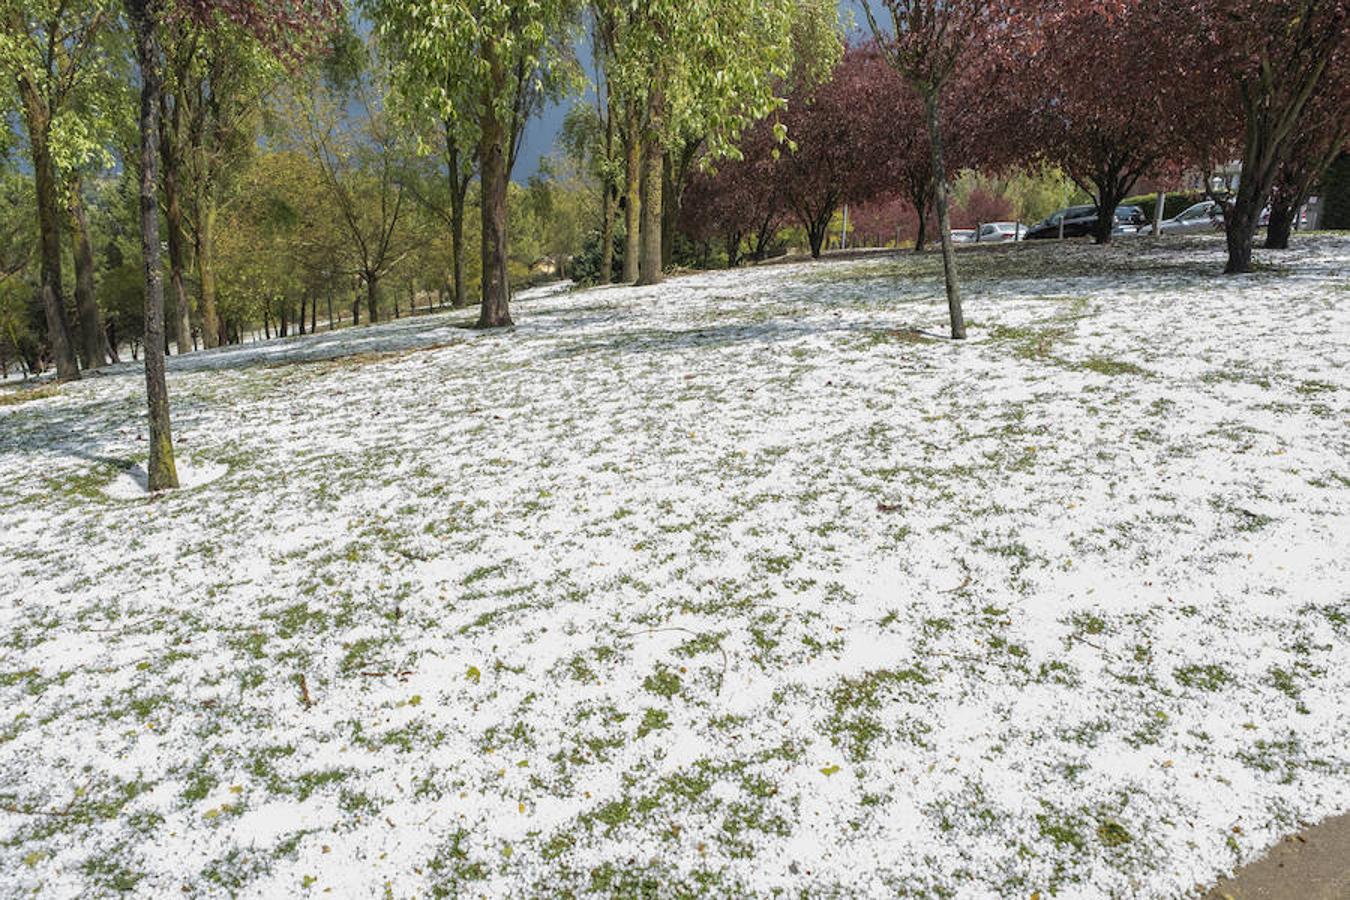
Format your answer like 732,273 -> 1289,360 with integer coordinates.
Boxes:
950,229 -> 976,244
974,222 -> 1026,243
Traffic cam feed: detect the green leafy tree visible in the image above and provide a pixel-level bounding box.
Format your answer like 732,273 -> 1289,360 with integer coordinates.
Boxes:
597,0 -> 839,286
368,0 -> 581,328
122,0 -> 339,491
2,0 -> 122,378
278,51 -> 423,326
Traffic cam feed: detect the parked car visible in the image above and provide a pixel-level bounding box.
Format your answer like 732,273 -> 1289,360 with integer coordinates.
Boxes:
950,229 -> 976,244
1158,201 -> 1223,234
974,221 -> 1026,242
1154,201 -> 1305,235
1024,205 -> 1147,240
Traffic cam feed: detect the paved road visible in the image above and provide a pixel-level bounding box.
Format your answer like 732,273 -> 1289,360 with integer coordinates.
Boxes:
1207,813 -> 1350,899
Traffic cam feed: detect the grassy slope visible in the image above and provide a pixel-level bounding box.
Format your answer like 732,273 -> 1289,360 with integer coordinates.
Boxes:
1,236 -> 1347,898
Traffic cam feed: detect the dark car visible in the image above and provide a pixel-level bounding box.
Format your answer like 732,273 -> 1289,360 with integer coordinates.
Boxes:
1024,205 -> 1147,240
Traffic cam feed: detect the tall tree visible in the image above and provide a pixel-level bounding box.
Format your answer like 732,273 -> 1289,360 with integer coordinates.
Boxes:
121,0 -> 339,491
180,32 -> 274,348
600,0 -> 838,286
282,59 -> 416,325
159,20 -> 199,354
126,0 -> 177,490
66,174 -> 110,366
369,0 -> 580,329
1,0 -> 120,379
862,0 -> 1018,339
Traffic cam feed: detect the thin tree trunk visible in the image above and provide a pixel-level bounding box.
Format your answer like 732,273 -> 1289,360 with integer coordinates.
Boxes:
477,48 -> 513,328
312,289 -> 319,333
327,285 -> 334,330
24,124 -> 80,380
196,198 -> 221,347
661,151 -> 677,269
106,320 -> 119,362
910,184 -> 931,253
623,104 -> 642,284
445,127 -> 470,309
725,231 -> 742,268
924,92 -> 965,340
599,82 -> 617,285
68,176 -> 107,368
129,0 -> 178,491
450,190 -> 467,308
160,97 -> 192,354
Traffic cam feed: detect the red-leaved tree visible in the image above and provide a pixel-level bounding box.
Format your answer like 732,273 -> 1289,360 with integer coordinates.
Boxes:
1171,0 -> 1350,272
1265,44 -> 1350,249
771,46 -> 883,259
679,122 -> 785,266
1007,0 -> 1189,244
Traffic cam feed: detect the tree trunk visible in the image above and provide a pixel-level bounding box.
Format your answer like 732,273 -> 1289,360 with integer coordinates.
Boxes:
1090,177 -> 1127,245
298,294 -> 307,335
106,320 -> 119,362
599,84 -> 617,285
661,152 -> 677,269
1224,200 -> 1259,273
196,198 -> 221,348
327,286 -> 334,330
924,93 -> 965,340
1264,199 -> 1295,249
312,290 -> 318,333
807,213 -> 830,259
160,98 -> 192,355
637,132 -> 664,286
129,0 -> 178,491
445,128 -> 470,308
24,120 -> 80,381
450,190 -> 468,308
476,52 -> 513,329
366,275 -> 380,324
623,105 -> 642,284
68,176 -> 107,368
909,184 -> 931,253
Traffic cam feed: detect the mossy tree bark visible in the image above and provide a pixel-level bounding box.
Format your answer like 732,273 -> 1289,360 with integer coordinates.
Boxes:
128,0 -> 179,492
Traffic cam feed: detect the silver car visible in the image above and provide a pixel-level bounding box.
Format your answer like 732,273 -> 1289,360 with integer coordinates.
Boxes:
1158,201 -> 1223,234
974,222 -> 1026,243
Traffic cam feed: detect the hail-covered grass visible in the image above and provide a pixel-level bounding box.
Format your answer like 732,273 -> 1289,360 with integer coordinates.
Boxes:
1,235 -> 1347,898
